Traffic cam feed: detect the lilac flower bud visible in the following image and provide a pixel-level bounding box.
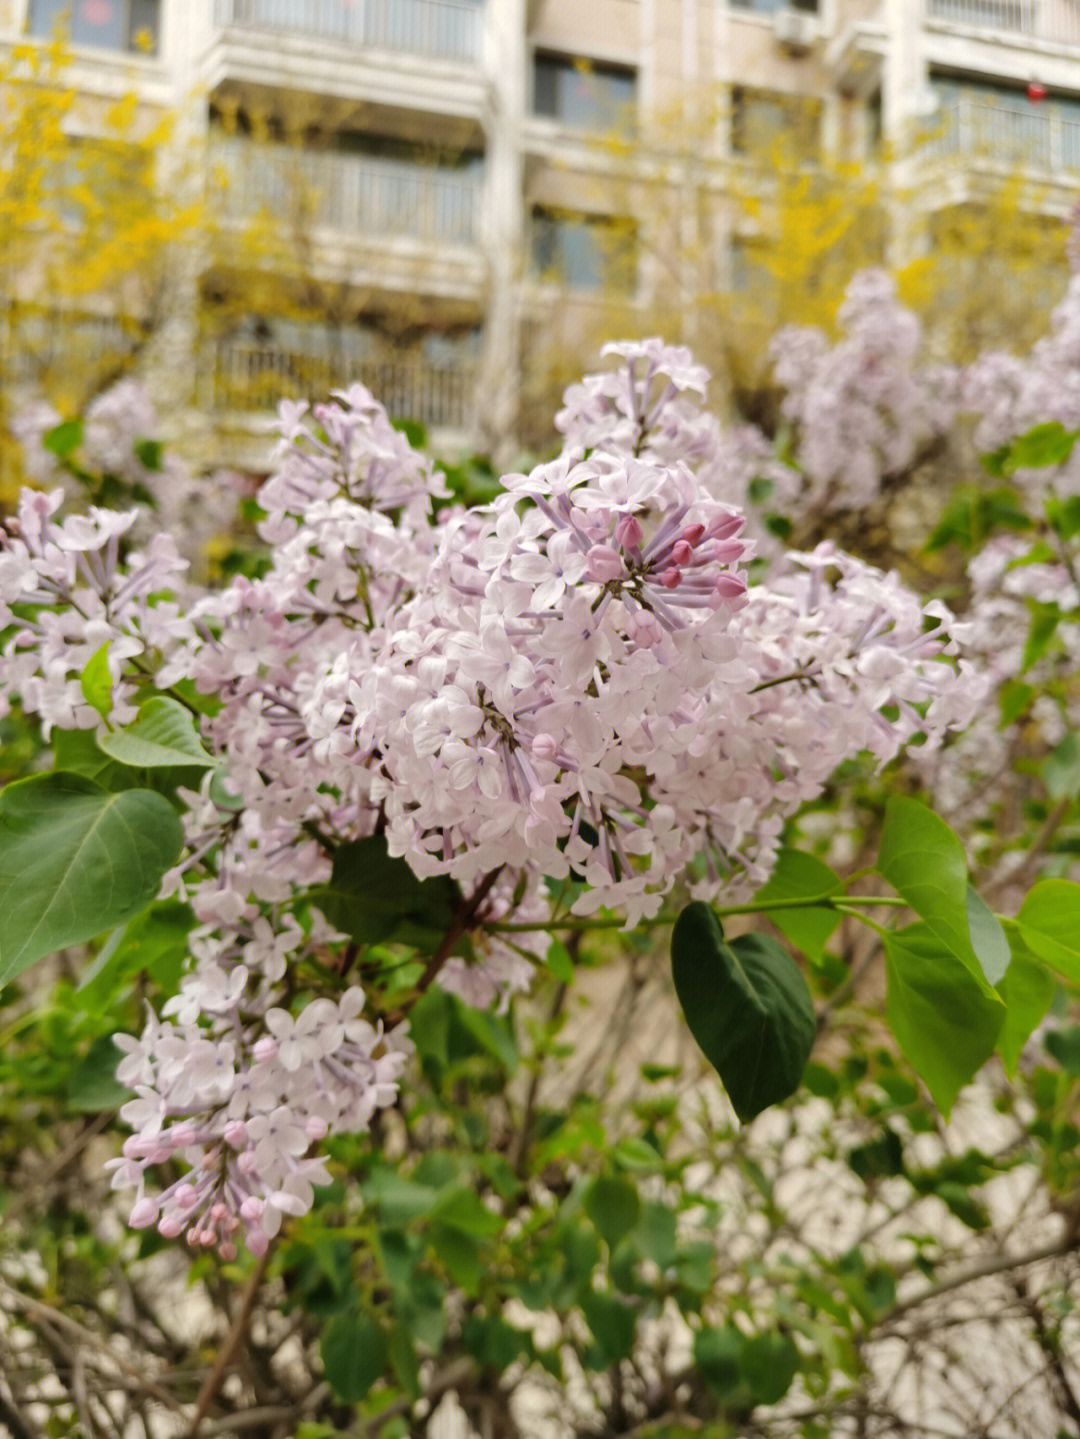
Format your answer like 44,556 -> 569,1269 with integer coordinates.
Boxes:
305,1116 -> 329,1141
614,513 -> 643,550
671,540 -> 693,566
253,1035 -> 278,1064
128,1198 -> 159,1228
158,1214 -> 186,1239
532,733 -> 558,763
240,1196 -> 265,1222
586,545 -> 624,583
660,567 -> 682,590
223,1119 -> 248,1148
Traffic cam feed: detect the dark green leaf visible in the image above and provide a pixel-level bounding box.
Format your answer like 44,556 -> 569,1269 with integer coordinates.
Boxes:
387,1324 -> 420,1399
999,679 -> 1035,728
582,1290 -> 636,1367
309,834 -> 458,947
0,773 -> 183,983
884,923 -> 1004,1115
742,1332 -> 798,1405
320,1310 -> 387,1403
430,1225 -> 481,1294
671,905 -> 815,1122
693,1326 -> 744,1404
68,1035 -> 130,1112
134,438 -> 164,472
1043,1026 -> 1080,1076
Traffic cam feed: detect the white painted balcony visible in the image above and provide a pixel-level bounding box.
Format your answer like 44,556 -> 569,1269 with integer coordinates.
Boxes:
925,0 -> 1080,48
212,0 -> 484,64
201,339 -> 477,429
921,94 -> 1080,175
211,136 -> 481,248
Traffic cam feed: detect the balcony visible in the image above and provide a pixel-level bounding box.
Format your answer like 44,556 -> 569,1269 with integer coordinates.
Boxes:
200,339 -> 477,431
921,94 -> 1080,178
925,0 -> 1080,48
213,136 -> 481,247
212,0 -> 483,62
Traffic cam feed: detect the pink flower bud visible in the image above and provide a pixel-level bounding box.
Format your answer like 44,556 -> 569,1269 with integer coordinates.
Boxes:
660,567 -> 682,590
671,540 -> 693,566
129,1198 -> 159,1229
237,1149 -> 258,1176
158,1213 -> 186,1239
706,513 -> 744,542
240,1195 -> 265,1222
253,1035 -> 278,1064
713,574 -> 747,597
173,1183 -> 198,1212
532,732 -> 558,763
223,1120 -> 248,1148
247,1228 -> 270,1256
680,522 -> 706,545
219,1241 -> 238,1262
614,513 -> 643,550
169,1121 -> 196,1148
586,544 -> 624,583
306,1116 -> 329,1141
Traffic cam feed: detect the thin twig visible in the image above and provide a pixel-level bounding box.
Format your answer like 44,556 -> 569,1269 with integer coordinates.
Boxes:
187,1248 -> 272,1437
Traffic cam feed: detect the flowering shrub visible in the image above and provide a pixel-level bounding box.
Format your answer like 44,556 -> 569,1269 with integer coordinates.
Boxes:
4,340 -> 1080,1432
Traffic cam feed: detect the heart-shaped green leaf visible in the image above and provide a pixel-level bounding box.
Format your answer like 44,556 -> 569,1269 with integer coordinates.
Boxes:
0,772 -> 183,983
671,903 -> 815,1122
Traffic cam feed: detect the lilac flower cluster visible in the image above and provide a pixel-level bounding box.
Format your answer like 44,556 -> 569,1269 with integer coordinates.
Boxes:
1,349 -> 981,1253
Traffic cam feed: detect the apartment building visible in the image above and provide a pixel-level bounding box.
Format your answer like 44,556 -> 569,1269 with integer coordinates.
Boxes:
2,0 -> 1080,463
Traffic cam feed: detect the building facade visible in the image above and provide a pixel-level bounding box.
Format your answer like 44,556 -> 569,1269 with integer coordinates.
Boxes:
2,0 -> 1080,464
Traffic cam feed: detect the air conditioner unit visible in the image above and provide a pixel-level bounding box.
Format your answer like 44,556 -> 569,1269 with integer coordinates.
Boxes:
774,8 -> 817,54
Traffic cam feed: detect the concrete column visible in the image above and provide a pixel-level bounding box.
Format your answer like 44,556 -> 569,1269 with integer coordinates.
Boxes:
478,0 -> 527,464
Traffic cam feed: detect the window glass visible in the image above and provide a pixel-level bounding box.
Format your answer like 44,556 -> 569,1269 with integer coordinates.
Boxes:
731,87 -> 822,158
28,0 -> 159,54
533,54 -> 636,134
531,209 -> 637,292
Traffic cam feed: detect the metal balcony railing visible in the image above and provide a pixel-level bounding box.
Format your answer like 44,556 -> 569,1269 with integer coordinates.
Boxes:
212,0 -> 483,63
922,95 -> 1080,174
202,339 -> 477,428
212,137 -> 481,247
925,0 -> 1080,47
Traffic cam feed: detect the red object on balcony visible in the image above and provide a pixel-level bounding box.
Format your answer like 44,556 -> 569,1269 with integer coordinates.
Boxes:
1027,81 -> 1048,103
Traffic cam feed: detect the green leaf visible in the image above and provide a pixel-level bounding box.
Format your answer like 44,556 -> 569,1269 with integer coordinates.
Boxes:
53,728 -> 141,792
429,1186 -> 503,1238
546,938 -> 575,982
883,923 -> 1004,1115
1043,1025 -> 1080,1076
670,905 -> 816,1122
1000,421 -> 1079,474
966,887 -> 1010,986
693,1325 -> 745,1404
1022,603 -> 1061,673
742,1332 -> 799,1405
1016,879 -> 1080,983
78,900 -> 193,997
43,417 -> 82,457
308,834 -> 458,947
581,1289 -> 636,1368
134,438 -> 164,472
430,1225 -> 481,1294
0,773 -> 183,983
320,1310 -> 387,1403
98,697 -> 215,770
67,1035 -> 130,1112
996,926 -> 1056,1075
1043,733 -> 1080,801
751,847 -> 842,964
584,1174 -> 641,1250
387,1324 -> 420,1399
999,679 -> 1035,728
877,798 -> 996,992
80,643 -> 113,721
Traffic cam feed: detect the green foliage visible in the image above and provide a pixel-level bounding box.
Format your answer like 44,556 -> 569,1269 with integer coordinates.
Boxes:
670,903 -> 816,1122
0,772 -> 182,983
307,834 -> 459,948
97,697 -> 216,770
